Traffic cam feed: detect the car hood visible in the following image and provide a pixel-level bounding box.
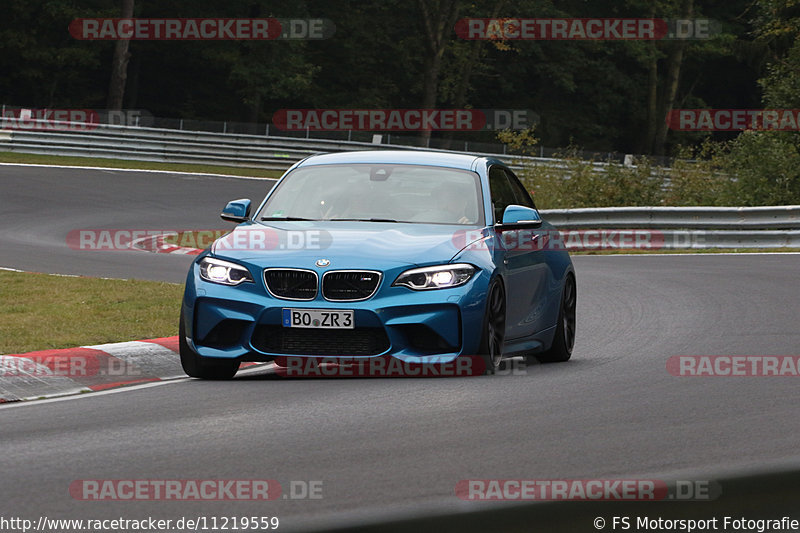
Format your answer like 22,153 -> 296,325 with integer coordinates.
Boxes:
210,221 -> 485,268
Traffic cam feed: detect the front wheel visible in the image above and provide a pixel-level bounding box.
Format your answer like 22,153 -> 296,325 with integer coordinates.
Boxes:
478,279 -> 506,375
536,274 -> 576,363
179,310 -> 240,379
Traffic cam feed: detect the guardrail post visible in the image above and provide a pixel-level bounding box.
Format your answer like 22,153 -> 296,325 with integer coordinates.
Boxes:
223,121 -> 227,134
348,130 -> 352,142
179,119 -> 183,130
265,123 -> 269,136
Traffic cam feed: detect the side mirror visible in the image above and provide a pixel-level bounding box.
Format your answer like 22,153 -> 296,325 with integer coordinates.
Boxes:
220,199 -> 251,223
498,205 -> 543,229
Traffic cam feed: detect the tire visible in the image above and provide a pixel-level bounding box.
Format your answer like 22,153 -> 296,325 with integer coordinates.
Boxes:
179,309 -> 240,380
478,278 -> 506,375
536,274 -> 576,363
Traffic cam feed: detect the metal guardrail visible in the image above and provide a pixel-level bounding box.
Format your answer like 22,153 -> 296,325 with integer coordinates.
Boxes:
4,103 -> 670,165
0,123 -> 313,171
541,206 -> 800,230
539,206 -> 800,249
0,119 -> 612,172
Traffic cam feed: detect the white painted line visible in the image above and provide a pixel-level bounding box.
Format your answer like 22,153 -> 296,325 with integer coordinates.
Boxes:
0,378 -> 188,410
0,387 -> 92,405
0,162 -> 279,181
0,363 -> 275,410
0,353 -> 274,407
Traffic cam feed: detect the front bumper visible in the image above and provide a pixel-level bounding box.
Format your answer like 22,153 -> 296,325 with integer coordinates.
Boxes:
182,261 -> 490,364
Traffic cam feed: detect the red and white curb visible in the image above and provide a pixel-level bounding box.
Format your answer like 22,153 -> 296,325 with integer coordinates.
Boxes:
0,337 -> 264,403
0,337 -> 183,403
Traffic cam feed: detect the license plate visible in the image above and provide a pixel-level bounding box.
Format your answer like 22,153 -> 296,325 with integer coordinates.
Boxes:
282,308 -> 354,329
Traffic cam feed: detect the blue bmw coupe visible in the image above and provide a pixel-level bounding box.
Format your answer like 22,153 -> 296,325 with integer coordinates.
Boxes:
180,150 -> 576,378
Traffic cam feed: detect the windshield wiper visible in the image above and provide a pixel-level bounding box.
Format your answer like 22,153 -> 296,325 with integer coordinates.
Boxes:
329,218 -> 399,223
260,216 -> 318,221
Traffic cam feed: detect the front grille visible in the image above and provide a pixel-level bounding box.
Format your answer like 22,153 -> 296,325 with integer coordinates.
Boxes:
251,325 -> 390,356
322,270 -> 382,301
264,269 -> 317,300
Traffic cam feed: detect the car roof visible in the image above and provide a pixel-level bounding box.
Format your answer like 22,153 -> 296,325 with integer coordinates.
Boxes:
295,150 -> 482,171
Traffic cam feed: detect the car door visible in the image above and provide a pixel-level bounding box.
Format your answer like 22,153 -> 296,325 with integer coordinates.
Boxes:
488,165 -> 550,342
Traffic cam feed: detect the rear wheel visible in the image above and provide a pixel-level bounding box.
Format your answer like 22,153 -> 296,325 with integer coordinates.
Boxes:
478,279 -> 506,375
536,274 -> 576,363
179,310 -> 240,379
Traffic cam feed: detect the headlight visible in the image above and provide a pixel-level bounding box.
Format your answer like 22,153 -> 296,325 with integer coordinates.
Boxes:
199,257 -> 253,286
392,263 -> 476,290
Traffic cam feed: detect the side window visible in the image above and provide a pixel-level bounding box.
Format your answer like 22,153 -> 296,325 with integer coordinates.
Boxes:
504,169 -> 536,209
488,166 -> 517,223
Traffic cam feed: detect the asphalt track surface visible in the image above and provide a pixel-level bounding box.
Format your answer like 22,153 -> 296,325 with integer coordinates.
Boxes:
0,165 -> 274,281
1,165 -> 800,530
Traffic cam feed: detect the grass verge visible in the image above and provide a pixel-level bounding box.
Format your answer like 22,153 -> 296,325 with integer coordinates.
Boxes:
0,151 -> 284,179
0,270 -> 182,354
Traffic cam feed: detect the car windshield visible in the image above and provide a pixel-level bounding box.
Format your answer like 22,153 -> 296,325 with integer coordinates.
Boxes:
257,163 -> 484,225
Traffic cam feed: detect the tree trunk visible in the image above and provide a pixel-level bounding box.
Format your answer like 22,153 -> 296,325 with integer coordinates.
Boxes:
418,0 -> 461,145
643,53 -> 659,154
107,0 -> 135,111
653,0 -> 693,156
642,3 -> 658,154
653,43 -> 685,155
